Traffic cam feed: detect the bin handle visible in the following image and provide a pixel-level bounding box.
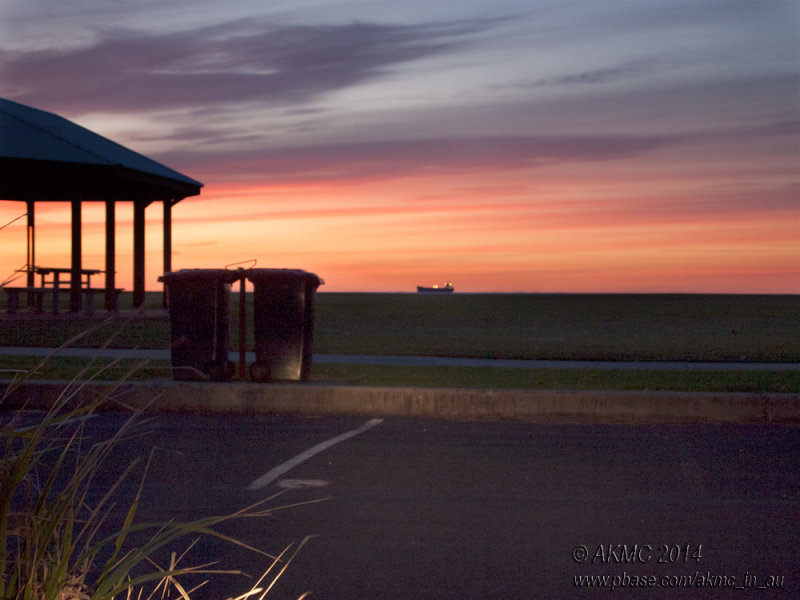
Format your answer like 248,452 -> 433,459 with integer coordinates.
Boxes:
225,258 -> 257,270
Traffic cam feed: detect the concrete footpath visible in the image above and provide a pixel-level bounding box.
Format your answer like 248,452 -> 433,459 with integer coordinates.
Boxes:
1,345 -> 798,424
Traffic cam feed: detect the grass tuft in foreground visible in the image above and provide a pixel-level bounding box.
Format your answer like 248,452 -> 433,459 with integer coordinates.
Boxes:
1,326 -> 322,599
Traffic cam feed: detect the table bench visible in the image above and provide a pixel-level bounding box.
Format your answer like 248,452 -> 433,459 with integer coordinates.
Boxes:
3,287 -> 49,314
83,287 -> 124,315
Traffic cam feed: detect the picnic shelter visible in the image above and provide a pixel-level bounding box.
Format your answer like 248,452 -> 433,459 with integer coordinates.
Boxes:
0,97 -> 202,312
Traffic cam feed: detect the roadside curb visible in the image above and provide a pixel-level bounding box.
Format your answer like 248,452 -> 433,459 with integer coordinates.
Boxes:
3,381 -> 799,424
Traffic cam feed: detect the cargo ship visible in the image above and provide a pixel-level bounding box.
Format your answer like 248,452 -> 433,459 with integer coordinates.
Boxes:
416,282 -> 454,293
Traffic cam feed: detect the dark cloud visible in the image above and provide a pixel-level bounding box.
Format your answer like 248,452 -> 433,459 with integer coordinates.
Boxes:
158,134 -> 673,183
153,114 -> 798,187
534,60 -> 655,87
0,18 -> 494,114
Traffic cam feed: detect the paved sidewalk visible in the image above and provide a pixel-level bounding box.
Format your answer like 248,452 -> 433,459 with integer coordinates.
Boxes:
1,346 -> 798,371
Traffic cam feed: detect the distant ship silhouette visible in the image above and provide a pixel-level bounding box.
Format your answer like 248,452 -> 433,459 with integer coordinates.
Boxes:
416,282 -> 454,293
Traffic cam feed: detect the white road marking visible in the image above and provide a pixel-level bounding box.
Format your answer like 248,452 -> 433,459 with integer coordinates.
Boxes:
246,418 -> 384,490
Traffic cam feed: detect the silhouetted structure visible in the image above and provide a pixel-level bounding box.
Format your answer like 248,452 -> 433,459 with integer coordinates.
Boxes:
0,98 -> 202,311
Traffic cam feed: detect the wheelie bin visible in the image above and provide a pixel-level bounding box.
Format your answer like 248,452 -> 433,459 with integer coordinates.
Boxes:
159,269 -> 240,381
246,268 -> 322,381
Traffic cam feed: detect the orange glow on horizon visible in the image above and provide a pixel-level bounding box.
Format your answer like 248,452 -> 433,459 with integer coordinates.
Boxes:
1,166 -> 798,294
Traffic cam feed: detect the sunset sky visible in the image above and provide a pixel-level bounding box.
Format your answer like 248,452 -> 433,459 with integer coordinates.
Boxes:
1,0 -> 798,293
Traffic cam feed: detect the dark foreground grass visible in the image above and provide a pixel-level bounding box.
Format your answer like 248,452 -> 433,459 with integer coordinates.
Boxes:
1,292 -> 798,361
0,355 -> 172,381
0,316 -> 171,349
2,354 -> 798,393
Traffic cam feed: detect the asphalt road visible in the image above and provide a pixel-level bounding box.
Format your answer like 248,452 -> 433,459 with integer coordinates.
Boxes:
12,413 -> 800,599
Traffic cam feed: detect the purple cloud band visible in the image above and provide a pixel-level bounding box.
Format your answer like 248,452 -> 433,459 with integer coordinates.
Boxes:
1,18 -> 494,113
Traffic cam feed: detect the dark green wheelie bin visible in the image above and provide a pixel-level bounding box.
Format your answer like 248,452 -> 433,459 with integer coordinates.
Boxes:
246,268 -> 322,382
159,269 -> 240,381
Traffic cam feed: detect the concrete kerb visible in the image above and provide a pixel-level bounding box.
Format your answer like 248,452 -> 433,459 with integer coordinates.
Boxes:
2,380 -> 799,424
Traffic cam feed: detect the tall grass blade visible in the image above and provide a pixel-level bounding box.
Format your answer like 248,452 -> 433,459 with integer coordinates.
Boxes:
2,319 -> 321,599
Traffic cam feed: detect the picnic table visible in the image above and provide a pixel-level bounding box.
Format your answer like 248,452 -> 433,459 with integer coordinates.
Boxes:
34,266 -> 102,289
2,266 -> 122,315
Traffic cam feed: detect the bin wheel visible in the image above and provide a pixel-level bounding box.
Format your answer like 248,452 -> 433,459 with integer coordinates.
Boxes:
249,361 -> 272,382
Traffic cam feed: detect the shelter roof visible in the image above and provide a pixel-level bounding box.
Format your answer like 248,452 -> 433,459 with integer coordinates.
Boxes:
0,98 -> 202,202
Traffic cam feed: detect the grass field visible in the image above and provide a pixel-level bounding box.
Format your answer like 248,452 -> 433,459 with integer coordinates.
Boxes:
314,293 -> 799,362
1,292 -> 798,391
2,292 -> 797,360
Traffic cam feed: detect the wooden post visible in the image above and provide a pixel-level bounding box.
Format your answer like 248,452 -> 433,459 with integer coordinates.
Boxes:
105,199 -> 116,310
26,200 -> 35,308
133,200 -> 146,308
163,199 -> 172,307
26,200 -> 35,285
70,198 -> 82,313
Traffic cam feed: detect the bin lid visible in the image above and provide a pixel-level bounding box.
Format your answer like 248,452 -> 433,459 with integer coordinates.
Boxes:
158,269 -> 242,283
245,268 -> 323,286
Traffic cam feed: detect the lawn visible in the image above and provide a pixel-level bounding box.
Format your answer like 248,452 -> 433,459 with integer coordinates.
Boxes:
312,293 -> 800,362
1,292 -> 798,360
1,292 -> 798,391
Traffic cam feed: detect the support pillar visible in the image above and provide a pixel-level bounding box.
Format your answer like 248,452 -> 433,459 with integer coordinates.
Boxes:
70,198 -> 82,313
26,200 -> 35,307
133,200 -> 146,308
163,200 -> 172,307
105,199 -> 116,310
26,200 -> 35,285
